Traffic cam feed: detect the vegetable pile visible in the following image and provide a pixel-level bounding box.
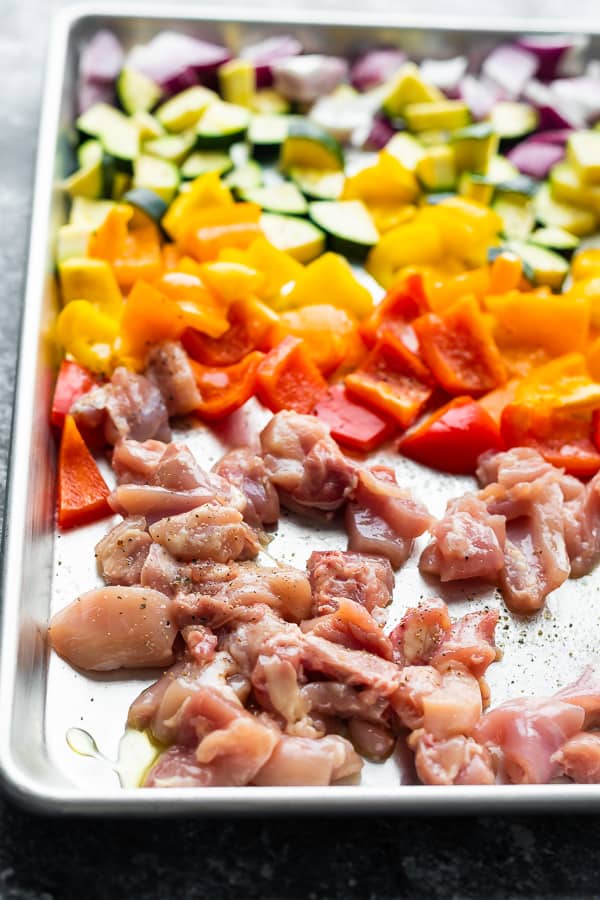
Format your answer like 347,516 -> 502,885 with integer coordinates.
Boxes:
54,27 -> 600,525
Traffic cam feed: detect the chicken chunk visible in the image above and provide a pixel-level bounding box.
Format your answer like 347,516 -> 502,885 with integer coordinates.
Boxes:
149,504 -> 260,563
145,340 -> 201,416
213,448 -> 280,527
95,516 -> 152,585
307,550 -> 394,622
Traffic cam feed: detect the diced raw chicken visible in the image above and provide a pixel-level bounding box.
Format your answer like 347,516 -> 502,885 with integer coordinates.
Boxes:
141,543 -> 191,595
477,447 -> 583,500
421,663 -> 483,739
563,472 -> 600,577
251,654 -> 308,724
390,665 -> 442,730
260,410 -> 357,511
95,516 -> 152,585
222,606 -> 303,676
552,732 -> 600,783
554,666 -> 600,728
430,610 -> 499,678
388,598 -> 451,666
419,494 -> 505,582
145,340 -> 201,416
149,504 -> 260,562
408,730 -> 495,785
345,466 -> 431,569
181,624 -> 218,665
474,697 -> 585,784
302,633 -> 402,696
302,598 -> 394,660
301,682 -> 390,725
71,367 -> 171,445
253,735 -> 362,786
49,585 -> 176,671
213,448 -> 280,527
347,719 -> 395,761
307,550 -> 394,622
112,440 -> 168,484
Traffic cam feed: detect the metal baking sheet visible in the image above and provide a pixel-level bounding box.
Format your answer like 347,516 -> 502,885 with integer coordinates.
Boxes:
4,4 -> 600,814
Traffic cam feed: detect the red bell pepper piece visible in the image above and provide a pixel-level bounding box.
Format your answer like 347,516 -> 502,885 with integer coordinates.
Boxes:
256,336 -> 328,415
182,297 -> 278,367
501,402 -> 600,478
190,350 -> 265,421
313,384 -> 396,453
398,396 -> 505,474
51,360 -> 98,429
360,272 -> 429,349
57,415 -> 112,529
345,331 -> 433,429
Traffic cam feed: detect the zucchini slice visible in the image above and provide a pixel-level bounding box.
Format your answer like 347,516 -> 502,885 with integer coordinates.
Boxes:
384,133 -> 425,172
77,102 -> 139,169
241,183 -> 308,215
529,226 -> 580,254
180,151 -> 233,179
248,114 -> 290,157
308,200 -> 379,260
143,131 -> 197,166
133,155 -> 180,204
155,86 -> 217,132
492,197 -> 536,240
56,224 -> 92,264
534,183 -> 597,237
132,111 -> 165,140
69,197 -> 116,228
507,240 -> 569,289
77,139 -> 103,169
196,101 -> 251,149
117,67 -> 162,115
223,160 -> 263,192
289,167 -> 344,200
280,119 -> 344,171
487,101 -> 538,140
123,187 -> 168,225
260,212 -> 325,263
62,155 -> 114,199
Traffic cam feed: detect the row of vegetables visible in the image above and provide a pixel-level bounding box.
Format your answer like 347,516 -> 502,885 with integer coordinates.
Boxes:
51,27 -> 600,527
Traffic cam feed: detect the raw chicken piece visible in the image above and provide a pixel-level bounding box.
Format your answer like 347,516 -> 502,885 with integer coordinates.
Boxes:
221,606 -> 304,677
112,439 -> 168,484
213,448 -> 280,527
141,543 -> 186,595
474,697 -> 585,784
430,609 -> 499,678
95,516 -> 152,585
253,735 -> 362,786
251,654 -> 308,725
554,666 -> 600,728
302,633 -> 402,696
345,466 -> 431,569
389,598 -> 451,666
110,483 -> 240,522
260,410 -> 357,511
181,624 -> 218,665
409,730 -> 495,785
563,472 -> 600,577
302,598 -> 394,660
347,719 -> 395,761
307,550 -> 394,622
71,367 -> 171,445
477,447 -> 583,500
49,585 -> 176,671
390,665 -> 442,730
419,494 -> 505,582
421,663 -> 483,739
145,340 -> 201,416
552,732 -> 600,783
300,682 -> 390,725
149,504 -> 260,563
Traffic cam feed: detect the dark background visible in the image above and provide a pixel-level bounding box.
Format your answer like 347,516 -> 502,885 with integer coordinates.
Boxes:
2,2 -> 600,897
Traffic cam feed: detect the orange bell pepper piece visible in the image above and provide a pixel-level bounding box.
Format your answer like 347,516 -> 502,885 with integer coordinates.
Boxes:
57,415 -> 112,529
413,294 -> 506,396
277,304 -> 363,375
479,379 -> 520,428
219,237 -> 303,304
158,271 -> 229,336
182,296 -> 279,367
360,272 -> 429,348
488,252 -> 523,295
190,351 -> 265,421
88,205 -> 163,289
178,203 -> 262,262
256,336 -> 328,414
345,331 -> 433,429
426,266 -> 491,312
484,290 -> 590,356
162,243 -> 184,270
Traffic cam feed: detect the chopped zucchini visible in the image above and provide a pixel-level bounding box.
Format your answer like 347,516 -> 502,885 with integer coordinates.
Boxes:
404,100 -> 470,133
180,151 -> 233,179
77,102 -> 139,169
143,131 -> 197,166
56,224 -> 91,264
218,58 -> 256,107
492,197 -> 536,240
382,62 -> 444,117
480,155 -> 519,185
280,119 -> 344,172
123,188 -> 168,225
155,86 -> 217,132
458,173 -> 494,205
289,167 -> 344,200
418,130 -> 450,148
567,131 -> 600,185
415,145 -> 456,191
384,133 -> 425,172
77,139 -> 103,169
451,123 -> 499,174
117,67 -> 162,115
241,183 -> 308,215
69,197 -> 116,228
251,89 -> 290,115
62,156 -> 113,199
423,192 -> 457,205
534,182 -> 597,236
487,102 -> 538,140
529,227 -> 580,253
308,200 -> 379,260
260,212 -> 325,263
132,111 -> 165,140
196,101 -> 251,149
248,114 -> 290,157
111,171 -> 131,201
507,239 -> 569,289
133,155 -> 180,204
223,160 -> 263,192
495,176 -> 539,201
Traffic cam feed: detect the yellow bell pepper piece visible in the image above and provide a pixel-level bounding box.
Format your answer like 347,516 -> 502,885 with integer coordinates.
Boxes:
342,151 -> 419,206
56,299 -> 119,373
563,277 -> 600,329
572,249 -> 600,282
280,252 -> 373,319
587,336 -> 600,381
366,218 -> 445,289
368,204 -> 416,234
422,197 -> 502,265
198,261 -> 265,303
515,353 -> 600,411
58,257 -> 122,318
484,291 -> 590,357
219,237 -> 303,303
218,59 -> 256,107
162,172 -> 233,240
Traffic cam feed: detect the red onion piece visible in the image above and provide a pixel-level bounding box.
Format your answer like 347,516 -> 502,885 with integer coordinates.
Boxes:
77,81 -> 115,115
273,55 -> 348,104
420,56 -> 467,95
482,44 -> 538,99
80,29 -> 124,85
350,49 -> 406,92
522,79 -> 581,130
458,75 -> 501,120
241,35 -> 302,88
516,34 -> 588,80
364,114 -> 397,150
126,31 -> 231,94
506,140 -> 565,178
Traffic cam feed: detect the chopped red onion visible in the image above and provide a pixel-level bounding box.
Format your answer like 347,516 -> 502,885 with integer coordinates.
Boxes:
420,56 -> 467,95
516,34 -> 588,80
126,31 -> 230,94
79,29 -> 124,85
506,139 -> 565,178
482,44 -> 538,99
458,75 -> 501,120
350,49 -> 406,92
240,35 -> 302,87
273,55 -> 348,104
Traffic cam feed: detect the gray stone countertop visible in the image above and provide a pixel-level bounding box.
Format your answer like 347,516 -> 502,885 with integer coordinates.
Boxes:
2,2 -> 600,897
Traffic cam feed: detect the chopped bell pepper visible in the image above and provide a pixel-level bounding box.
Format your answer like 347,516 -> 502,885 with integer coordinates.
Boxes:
398,396 -> 504,474
198,261 -> 265,303
51,360 -> 99,429
190,350 -> 265,421
413,295 -> 506,396
58,257 -> 122,319
158,270 -> 230,336
514,353 -> 600,412
488,252 -> 523,295
277,304 -> 363,375
366,217 -> 445,289
313,384 -> 396,452
256,335 -> 328,414
220,237 -> 303,304
345,330 -> 433,429
484,290 -> 590,357
342,150 -> 419,211
88,205 -> 163,289
56,300 -> 119,374
57,415 -> 112,529
563,277 -> 600,329
360,271 -> 429,348
162,172 -> 233,240
425,266 -> 491,312
179,203 -> 262,262
421,198 -> 502,268
281,252 -> 373,319
588,335 -> 600,381
182,296 -> 279,366
572,248 -> 600,281
479,379 -> 520,428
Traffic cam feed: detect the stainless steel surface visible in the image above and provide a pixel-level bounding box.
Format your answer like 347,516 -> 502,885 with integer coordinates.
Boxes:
4,3 -> 600,814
